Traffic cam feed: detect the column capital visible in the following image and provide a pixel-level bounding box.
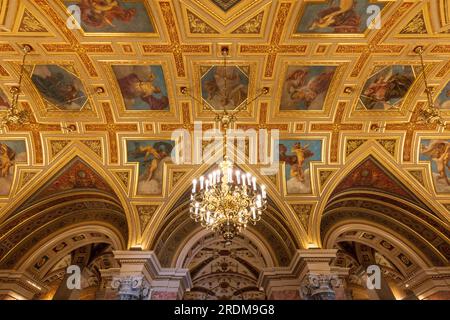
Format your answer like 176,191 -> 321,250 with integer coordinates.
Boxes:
111,275 -> 151,300
300,273 -> 340,300
258,249 -> 338,299
112,250 -> 192,300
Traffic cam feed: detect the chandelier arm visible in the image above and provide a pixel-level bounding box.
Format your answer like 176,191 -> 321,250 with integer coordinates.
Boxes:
182,88 -> 221,116
230,88 -> 267,118
10,46 -> 31,110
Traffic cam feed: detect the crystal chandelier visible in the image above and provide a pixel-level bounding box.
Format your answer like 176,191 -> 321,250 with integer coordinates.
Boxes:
189,137 -> 268,244
414,46 -> 445,127
1,44 -> 32,128
186,47 -> 268,244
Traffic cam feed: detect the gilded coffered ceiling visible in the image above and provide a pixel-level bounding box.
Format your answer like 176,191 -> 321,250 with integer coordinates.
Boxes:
0,0 -> 450,259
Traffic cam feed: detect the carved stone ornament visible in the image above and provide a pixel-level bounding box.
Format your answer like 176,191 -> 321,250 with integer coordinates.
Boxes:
111,276 -> 152,300
300,274 -> 340,300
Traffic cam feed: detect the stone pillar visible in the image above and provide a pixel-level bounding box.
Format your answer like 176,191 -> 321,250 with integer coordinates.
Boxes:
401,267 -> 450,300
0,271 -> 47,300
258,249 -> 340,300
112,250 -> 192,300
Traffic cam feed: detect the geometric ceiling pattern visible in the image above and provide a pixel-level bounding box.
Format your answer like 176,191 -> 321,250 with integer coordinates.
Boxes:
0,0 -> 449,259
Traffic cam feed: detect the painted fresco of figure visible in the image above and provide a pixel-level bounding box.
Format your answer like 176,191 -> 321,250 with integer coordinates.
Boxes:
31,65 -> 87,110
278,140 -> 322,194
202,66 -> 248,110
310,0 -> 360,33
420,140 -> 450,191
79,0 -> 136,28
362,73 -> 413,110
117,72 -> 168,110
113,65 -> 169,110
280,66 -> 335,110
0,141 -> 27,196
127,141 -> 174,194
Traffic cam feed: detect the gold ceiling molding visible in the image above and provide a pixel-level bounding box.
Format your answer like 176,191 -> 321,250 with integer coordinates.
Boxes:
407,169 -> 426,187
17,8 -> 48,33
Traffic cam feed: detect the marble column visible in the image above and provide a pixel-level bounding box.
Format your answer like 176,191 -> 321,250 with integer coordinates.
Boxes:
96,267 -> 120,300
258,249 -> 341,300
0,270 -> 47,300
400,267 -> 450,300
112,250 -> 192,300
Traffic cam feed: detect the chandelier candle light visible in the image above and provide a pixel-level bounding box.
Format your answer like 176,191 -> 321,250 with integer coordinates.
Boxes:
190,155 -> 267,244
187,46 -> 268,244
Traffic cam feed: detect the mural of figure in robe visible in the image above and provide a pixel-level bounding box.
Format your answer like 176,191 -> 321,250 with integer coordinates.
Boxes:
436,81 -> 450,109
112,65 -> 169,111
127,140 -> 174,195
420,140 -> 450,193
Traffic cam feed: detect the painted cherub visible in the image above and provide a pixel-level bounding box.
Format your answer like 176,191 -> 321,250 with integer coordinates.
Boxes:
136,145 -> 166,182
0,143 -> 15,178
421,140 -> 450,185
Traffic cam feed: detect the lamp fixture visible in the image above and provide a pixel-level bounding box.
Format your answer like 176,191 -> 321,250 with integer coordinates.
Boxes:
414,46 -> 445,127
186,46 -> 268,244
0,44 -> 32,128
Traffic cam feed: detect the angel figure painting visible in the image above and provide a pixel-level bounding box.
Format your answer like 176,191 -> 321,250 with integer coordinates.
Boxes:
280,66 -> 336,111
420,140 -> 450,193
0,141 -> 27,196
296,0 -> 385,34
359,65 -> 415,110
126,140 -> 175,195
0,89 -> 9,110
64,0 -> 155,33
112,65 -> 169,111
277,140 -> 322,194
436,81 -> 450,109
201,66 -> 249,111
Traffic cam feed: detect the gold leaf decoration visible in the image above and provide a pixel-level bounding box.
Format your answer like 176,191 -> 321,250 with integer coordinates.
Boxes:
319,170 -> 334,187
80,140 -> 103,158
346,139 -> 367,157
400,12 -> 428,34
376,139 -> 396,156
408,170 -> 425,186
291,204 -> 312,231
114,171 -> 130,189
187,10 -> 218,34
232,11 -> 264,34
18,9 -> 48,32
172,171 -> 186,187
50,140 -> 71,158
136,205 -> 159,230
18,171 -> 37,190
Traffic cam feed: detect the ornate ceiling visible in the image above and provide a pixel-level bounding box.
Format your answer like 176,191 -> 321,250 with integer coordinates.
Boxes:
0,0 -> 450,276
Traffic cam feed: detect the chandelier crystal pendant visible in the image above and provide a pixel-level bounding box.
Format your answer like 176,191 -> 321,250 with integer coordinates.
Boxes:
190,157 -> 267,244
186,46 -> 268,244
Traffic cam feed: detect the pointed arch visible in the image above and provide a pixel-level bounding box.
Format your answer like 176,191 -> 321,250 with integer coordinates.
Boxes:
313,145 -> 450,245
0,146 -> 136,270
142,147 -> 308,250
